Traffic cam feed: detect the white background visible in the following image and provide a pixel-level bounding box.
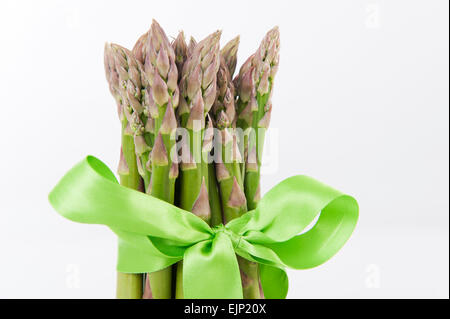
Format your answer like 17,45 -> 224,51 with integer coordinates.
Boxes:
0,0 -> 448,298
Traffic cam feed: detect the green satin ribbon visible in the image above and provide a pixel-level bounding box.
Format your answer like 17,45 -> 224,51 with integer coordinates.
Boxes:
49,156 -> 358,299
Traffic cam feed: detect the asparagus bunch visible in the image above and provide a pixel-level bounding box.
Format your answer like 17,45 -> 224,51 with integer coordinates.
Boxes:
235,27 -> 280,210
104,43 -> 145,299
175,31 -> 222,298
104,22 -> 280,299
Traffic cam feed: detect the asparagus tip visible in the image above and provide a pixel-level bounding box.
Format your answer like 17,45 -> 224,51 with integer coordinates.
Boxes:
221,35 -> 240,75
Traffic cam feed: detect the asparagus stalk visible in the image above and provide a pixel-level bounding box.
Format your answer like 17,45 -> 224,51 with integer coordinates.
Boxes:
104,43 -> 144,299
138,19 -> 180,299
174,32 -> 223,227
228,27 -> 279,299
212,58 -> 245,223
178,30 -> 221,217
235,27 -> 280,211
130,29 -> 158,299
175,31 -> 221,298
210,51 -> 261,298
124,51 -> 153,191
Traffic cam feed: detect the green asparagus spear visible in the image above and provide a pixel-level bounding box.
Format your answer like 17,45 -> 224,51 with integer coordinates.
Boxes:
175,31 -> 221,298
104,43 -> 144,299
179,33 -> 223,227
211,57 -> 245,222
139,19 -> 180,299
210,51 -> 261,299
235,27 -> 280,211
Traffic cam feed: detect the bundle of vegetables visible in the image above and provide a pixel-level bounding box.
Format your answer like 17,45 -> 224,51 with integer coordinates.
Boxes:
104,20 -> 280,299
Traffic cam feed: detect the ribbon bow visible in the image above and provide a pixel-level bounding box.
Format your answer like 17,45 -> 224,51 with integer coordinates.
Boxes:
49,156 -> 358,299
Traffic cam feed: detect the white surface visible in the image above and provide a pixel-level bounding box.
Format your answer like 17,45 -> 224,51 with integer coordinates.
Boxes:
0,0 -> 448,298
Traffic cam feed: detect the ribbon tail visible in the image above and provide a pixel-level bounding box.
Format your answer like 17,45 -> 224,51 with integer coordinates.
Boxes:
260,265 -> 288,299
183,232 -> 243,299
